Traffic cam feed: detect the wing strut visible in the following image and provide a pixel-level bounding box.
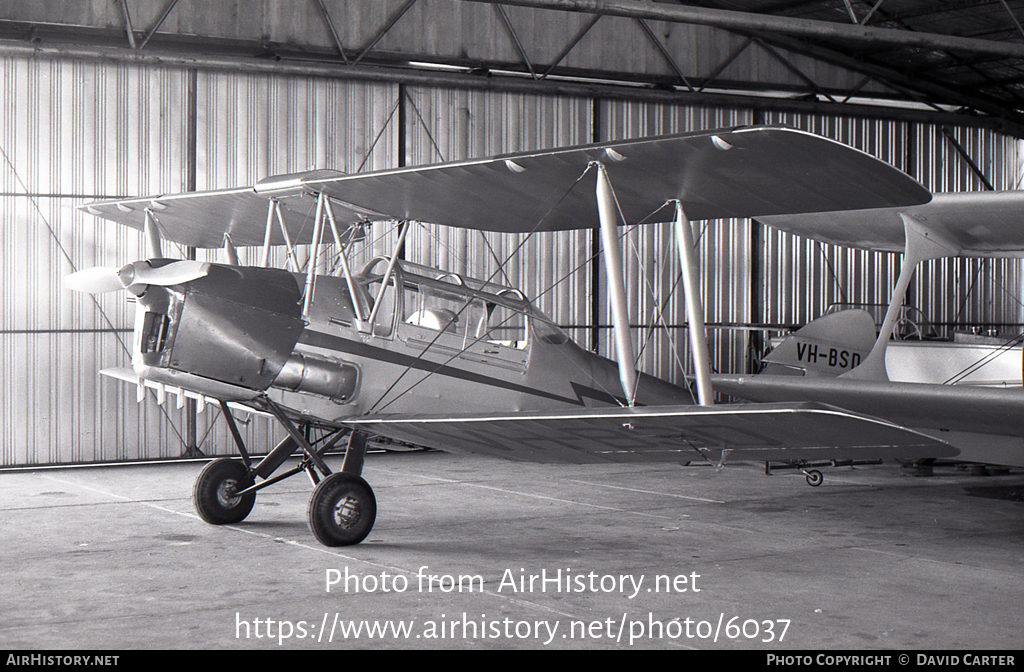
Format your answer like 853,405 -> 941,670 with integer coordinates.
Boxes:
275,200 -> 301,273
843,213 -> 959,381
302,192 -> 328,318
143,210 -> 162,259
365,220 -> 410,331
259,199 -> 276,267
323,198 -> 367,323
222,234 -> 238,265
594,162 -> 638,406
673,201 -> 713,405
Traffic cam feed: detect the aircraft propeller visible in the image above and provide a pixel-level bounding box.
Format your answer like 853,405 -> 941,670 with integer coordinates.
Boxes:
65,260 -> 211,294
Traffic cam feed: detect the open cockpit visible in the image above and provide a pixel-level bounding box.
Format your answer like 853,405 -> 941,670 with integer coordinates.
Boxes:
351,257 -> 567,354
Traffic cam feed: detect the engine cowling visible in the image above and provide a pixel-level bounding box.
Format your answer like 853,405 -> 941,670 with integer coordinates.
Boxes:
133,264 -> 304,393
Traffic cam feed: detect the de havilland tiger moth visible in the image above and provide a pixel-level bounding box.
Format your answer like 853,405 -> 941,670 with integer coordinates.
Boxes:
65,125 -> 1024,547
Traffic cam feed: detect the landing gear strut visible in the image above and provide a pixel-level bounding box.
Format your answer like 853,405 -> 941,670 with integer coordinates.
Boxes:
765,458 -> 883,487
190,398 -> 377,546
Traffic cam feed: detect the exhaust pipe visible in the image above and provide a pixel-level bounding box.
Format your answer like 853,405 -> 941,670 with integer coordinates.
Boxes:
271,353 -> 360,402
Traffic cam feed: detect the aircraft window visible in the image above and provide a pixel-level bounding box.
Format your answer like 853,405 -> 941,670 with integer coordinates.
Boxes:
531,316 -> 569,345
401,284 -> 487,342
406,307 -> 459,332
141,312 -> 171,353
483,303 -> 529,350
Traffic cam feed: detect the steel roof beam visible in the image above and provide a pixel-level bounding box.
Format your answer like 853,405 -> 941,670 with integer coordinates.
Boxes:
999,0 -> 1024,41
118,0 -> 137,50
495,4 -> 538,79
697,36 -> 754,93
636,17 -> 693,90
353,0 -> 419,67
138,0 -> 180,51
315,0 -> 349,64
465,0 -> 1024,59
1,27 -> 1021,137
859,0 -> 887,26
752,37 -> 836,103
720,29 -> 1024,134
540,13 -> 601,79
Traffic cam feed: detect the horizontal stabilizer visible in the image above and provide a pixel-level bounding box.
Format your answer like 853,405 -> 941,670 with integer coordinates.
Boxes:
757,190 -> 1024,256
345,402 -> 952,464
712,373 -> 1024,438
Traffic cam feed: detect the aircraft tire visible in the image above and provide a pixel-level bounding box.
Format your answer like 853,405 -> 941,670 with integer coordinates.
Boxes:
193,458 -> 256,524
308,473 -> 376,546
805,469 -> 823,487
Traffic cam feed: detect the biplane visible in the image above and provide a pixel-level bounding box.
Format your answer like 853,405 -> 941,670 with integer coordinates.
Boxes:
66,125 -> 1011,547
714,189 -> 1024,472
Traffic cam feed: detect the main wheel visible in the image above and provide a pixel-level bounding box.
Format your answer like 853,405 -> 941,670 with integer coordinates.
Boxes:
193,458 -> 256,524
805,469 -> 824,487
307,473 -> 377,546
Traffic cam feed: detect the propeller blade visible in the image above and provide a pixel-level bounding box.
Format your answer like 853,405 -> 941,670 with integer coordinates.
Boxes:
66,260 -> 211,294
64,267 -> 125,293
131,260 -> 211,287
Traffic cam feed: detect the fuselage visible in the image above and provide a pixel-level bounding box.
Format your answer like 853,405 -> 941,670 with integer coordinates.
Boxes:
130,260 -> 694,429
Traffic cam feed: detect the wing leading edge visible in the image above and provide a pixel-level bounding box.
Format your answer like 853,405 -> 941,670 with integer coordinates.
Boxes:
344,402 -> 955,465
81,126 -> 930,247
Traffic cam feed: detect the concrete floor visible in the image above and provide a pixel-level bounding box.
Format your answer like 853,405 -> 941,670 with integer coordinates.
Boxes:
0,451 -> 1022,650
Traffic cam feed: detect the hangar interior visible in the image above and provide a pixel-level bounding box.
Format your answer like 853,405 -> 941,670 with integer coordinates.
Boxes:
1,0 -> 1024,467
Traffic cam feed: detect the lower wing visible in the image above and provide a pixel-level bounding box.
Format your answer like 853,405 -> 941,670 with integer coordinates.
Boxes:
345,402 -> 956,464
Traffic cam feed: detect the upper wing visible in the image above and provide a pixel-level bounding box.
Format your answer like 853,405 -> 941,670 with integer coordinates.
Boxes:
81,126 -> 930,247
756,190 -> 1024,256
344,401 -> 954,464
307,126 -> 929,233
80,170 -> 388,248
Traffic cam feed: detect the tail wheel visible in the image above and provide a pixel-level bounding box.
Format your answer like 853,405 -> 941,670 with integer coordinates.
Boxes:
308,473 -> 377,546
194,458 -> 256,524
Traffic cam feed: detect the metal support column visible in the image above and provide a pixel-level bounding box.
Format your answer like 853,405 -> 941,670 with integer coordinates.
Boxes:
181,66 -> 201,458
590,98 -> 602,353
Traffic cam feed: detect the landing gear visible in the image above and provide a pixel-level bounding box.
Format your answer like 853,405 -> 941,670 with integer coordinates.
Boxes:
193,458 -> 256,524
308,473 -> 377,546
765,458 -> 883,486
190,398 -> 378,546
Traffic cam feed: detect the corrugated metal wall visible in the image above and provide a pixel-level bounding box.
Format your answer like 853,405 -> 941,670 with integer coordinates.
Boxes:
1,53 -> 1021,466
0,57 -> 189,465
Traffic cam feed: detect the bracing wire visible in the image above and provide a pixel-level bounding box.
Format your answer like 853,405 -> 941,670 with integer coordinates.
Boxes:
366,163 -> 601,414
